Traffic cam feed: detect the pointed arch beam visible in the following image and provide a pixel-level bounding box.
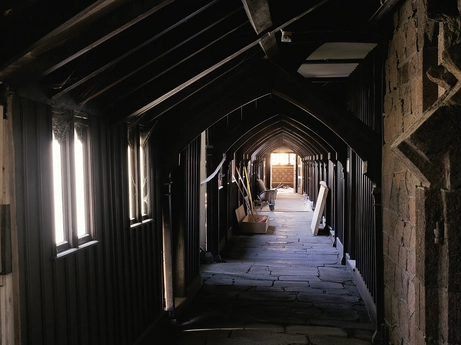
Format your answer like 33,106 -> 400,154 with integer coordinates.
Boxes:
214,111 -> 334,159
217,117 -> 332,162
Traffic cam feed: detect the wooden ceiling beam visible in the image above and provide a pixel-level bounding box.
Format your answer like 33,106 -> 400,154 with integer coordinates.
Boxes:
0,0 -> 173,88
106,26 -> 261,119
73,8 -> 249,106
48,0 -> 227,100
110,0 -> 331,120
241,0 -> 273,35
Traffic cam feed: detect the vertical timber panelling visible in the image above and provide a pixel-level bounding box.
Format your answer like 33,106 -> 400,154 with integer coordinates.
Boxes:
354,155 -> 378,307
13,96 -> 164,345
185,137 -> 200,287
335,160 -> 345,261
347,46 -> 383,134
346,45 -> 383,322
13,96 -> 55,345
327,160 -> 336,232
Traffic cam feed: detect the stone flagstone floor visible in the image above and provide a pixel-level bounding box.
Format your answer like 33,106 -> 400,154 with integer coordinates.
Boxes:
158,190 -> 375,344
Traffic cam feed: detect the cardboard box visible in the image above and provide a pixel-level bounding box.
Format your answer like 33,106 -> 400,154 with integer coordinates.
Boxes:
235,205 -> 269,234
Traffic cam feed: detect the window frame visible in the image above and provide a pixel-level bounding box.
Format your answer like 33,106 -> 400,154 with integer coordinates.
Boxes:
52,114 -> 94,254
128,124 -> 152,226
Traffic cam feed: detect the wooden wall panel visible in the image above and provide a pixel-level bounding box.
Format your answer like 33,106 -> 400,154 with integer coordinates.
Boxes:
271,164 -> 294,187
182,136 -> 201,288
12,96 -> 165,345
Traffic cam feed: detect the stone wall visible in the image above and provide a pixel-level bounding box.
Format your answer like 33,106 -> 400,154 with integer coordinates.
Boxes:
383,0 -> 461,344
383,1 -> 428,343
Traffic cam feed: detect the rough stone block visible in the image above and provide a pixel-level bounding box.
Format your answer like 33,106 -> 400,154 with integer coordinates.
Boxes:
382,144 -> 397,174
403,110 -> 418,132
399,62 -> 410,85
407,248 -> 416,276
414,278 -> 423,330
384,287 -> 393,321
388,237 -> 400,264
398,247 -> 408,270
384,255 -> 396,293
410,75 -> 424,113
384,92 -> 394,117
398,84 -> 411,114
392,293 -> 400,326
389,325 -> 403,345
397,268 -> 409,301
400,302 -> 414,342
405,22 -> 418,54
383,112 -> 402,144
394,218 -> 406,244
382,176 -> 393,210
394,30 -> 407,62
407,278 -> 416,313
391,172 -> 412,221
408,197 -> 417,228
383,232 -> 390,256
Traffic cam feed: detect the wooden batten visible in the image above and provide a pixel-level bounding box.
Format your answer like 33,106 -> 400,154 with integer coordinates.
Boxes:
0,100 -> 21,345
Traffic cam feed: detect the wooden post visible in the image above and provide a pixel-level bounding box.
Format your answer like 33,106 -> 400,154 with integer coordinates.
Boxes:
0,97 -> 21,344
162,180 -> 175,314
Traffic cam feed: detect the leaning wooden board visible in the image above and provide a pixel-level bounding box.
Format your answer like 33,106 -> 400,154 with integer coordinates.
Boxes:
310,181 -> 329,235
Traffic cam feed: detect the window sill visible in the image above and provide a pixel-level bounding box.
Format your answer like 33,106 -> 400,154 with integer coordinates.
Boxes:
130,218 -> 153,229
56,240 -> 98,259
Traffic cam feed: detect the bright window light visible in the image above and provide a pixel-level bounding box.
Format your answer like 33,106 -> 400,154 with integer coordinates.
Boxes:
140,145 -> 146,215
52,135 -> 65,244
128,146 -> 134,219
280,153 -> 289,165
74,131 -> 87,237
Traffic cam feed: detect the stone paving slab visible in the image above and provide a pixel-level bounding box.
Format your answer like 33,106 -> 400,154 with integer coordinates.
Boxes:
269,267 -> 319,275
318,266 -> 355,282
238,290 -> 297,301
308,335 -> 371,345
231,331 -> 308,344
308,280 -> 344,289
205,336 -> 308,345
286,325 -> 348,337
297,292 -> 360,304
244,322 -> 286,332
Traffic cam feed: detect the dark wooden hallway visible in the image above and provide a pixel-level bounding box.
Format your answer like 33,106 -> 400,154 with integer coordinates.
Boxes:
3,1 -> 461,344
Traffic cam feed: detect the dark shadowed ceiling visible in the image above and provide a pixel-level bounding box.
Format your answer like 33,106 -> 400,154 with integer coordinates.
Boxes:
0,0 -> 396,173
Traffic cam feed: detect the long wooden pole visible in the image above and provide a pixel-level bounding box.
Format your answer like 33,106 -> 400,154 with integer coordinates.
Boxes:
235,167 -> 257,218
243,166 -> 255,214
232,174 -> 253,217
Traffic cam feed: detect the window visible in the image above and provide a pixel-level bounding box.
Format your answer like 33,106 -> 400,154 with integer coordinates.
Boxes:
52,113 -> 93,254
271,152 -> 296,165
128,125 -> 151,224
